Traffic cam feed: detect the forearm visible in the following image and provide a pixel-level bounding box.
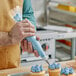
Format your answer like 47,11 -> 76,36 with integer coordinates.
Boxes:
0,31 -> 21,46
0,32 -> 12,46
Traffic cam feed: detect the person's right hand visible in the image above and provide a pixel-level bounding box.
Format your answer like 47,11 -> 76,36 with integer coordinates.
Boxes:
21,36 -> 40,57
9,19 -> 35,44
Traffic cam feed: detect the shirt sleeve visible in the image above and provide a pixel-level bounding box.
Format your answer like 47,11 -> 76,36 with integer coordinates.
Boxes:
22,0 -> 36,29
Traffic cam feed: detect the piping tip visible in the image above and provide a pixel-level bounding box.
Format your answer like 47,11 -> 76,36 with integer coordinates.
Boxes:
45,60 -> 50,65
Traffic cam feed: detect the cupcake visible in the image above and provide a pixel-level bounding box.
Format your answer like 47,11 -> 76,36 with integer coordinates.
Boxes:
30,65 -> 45,76
48,63 -> 61,76
61,67 -> 74,76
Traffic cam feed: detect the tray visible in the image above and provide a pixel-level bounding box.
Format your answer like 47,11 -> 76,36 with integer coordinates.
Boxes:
9,73 -> 76,76
0,60 -> 76,75
9,73 -> 49,76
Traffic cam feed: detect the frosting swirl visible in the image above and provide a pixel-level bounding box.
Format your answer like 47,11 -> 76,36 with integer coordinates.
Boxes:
48,63 -> 61,70
31,65 -> 43,72
61,67 -> 74,75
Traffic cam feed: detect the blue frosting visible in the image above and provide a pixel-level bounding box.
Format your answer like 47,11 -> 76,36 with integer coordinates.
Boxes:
49,63 -> 61,70
64,68 -> 69,75
31,66 -> 36,72
61,67 -> 74,75
69,67 -> 74,74
55,63 -> 61,69
14,13 -> 22,22
31,65 -> 43,72
49,64 -> 55,70
40,65 -> 43,71
61,68 -> 65,74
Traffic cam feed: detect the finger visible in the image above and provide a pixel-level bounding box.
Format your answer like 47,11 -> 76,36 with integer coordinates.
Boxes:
36,36 -> 40,40
22,28 -> 35,33
27,42 -> 33,53
21,40 -> 25,52
20,23 -> 35,29
21,19 -> 31,24
22,32 -> 35,37
34,50 -> 39,57
20,26 -> 35,33
22,23 -> 34,29
22,23 -> 29,26
24,19 -> 35,28
24,40 -> 28,51
19,23 -> 29,27
25,19 -> 32,25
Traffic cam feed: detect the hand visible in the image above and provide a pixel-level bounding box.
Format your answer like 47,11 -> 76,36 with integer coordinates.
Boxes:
21,36 -> 40,57
9,19 -> 35,44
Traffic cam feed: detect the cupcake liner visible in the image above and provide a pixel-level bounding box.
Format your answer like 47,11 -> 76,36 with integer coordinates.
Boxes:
48,69 -> 61,76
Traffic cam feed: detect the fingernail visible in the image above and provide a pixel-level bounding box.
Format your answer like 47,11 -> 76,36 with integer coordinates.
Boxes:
37,37 -> 40,40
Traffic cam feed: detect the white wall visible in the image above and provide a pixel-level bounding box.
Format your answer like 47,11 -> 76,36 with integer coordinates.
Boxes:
31,0 -> 46,26
31,0 -> 44,11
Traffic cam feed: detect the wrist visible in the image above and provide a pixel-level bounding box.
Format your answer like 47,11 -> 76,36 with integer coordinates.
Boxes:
8,31 -> 14,44
0,32 -> 12,46
8,31 -> 20,44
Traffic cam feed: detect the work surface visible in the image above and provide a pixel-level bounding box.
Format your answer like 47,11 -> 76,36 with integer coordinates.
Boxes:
0,60 -> 76,76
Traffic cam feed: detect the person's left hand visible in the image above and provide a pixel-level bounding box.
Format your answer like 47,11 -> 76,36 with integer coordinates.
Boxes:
21,19 -> 40,57
21,36 -> 40,57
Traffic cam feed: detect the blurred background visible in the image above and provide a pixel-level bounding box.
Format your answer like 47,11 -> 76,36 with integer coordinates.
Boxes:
31,0 -> 76,26
21,0 -> 76,66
